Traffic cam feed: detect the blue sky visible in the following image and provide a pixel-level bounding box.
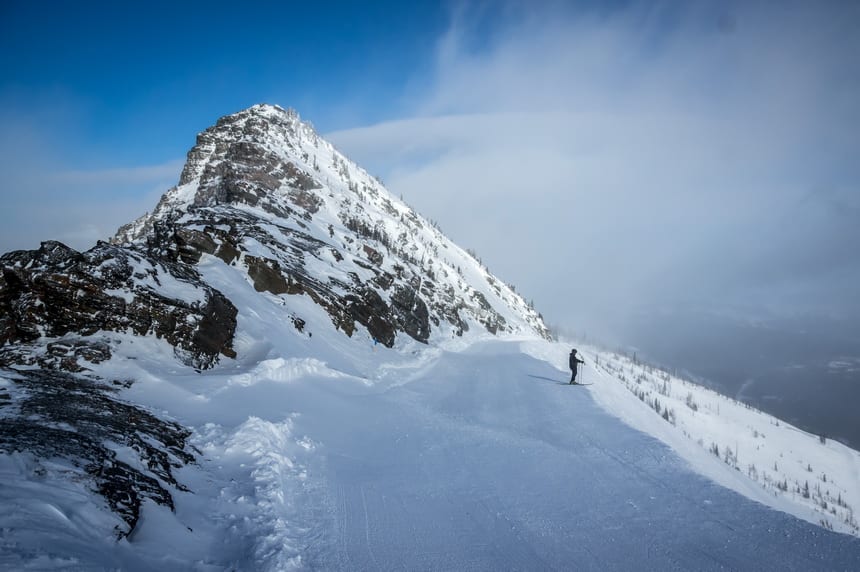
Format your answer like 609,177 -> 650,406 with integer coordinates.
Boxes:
0,0 -> 448,167
1,0 -> 859,348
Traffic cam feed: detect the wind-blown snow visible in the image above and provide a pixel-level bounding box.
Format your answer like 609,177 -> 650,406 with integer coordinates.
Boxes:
219,415 -> 312,571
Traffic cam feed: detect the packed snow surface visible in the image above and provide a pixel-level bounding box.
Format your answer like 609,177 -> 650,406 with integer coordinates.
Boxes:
2,257 -> 860,570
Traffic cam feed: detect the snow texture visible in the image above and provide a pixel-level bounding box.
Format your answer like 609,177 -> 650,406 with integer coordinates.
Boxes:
3,259 -> 860,569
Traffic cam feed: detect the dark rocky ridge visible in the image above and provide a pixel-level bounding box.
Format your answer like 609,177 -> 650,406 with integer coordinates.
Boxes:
140,207 -> 436,347
0,240 -> 236,536
0,240 -> 237,370
0,368 -> 196,538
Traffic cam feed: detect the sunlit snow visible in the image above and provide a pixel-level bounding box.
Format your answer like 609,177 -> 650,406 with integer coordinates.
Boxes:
3,254 -> 859,570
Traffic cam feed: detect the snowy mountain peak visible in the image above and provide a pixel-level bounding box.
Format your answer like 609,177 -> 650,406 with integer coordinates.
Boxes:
115,103 -> 320,236
112,104 -> 551,346
176,103 -> 306,192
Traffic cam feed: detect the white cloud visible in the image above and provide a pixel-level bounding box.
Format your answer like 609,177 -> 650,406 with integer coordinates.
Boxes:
329,1 -> 860,340
0,158 -> 181,253
50,160 -> 185,186
0,99 -> 184,254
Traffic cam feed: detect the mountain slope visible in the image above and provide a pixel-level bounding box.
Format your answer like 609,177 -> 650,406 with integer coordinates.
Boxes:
0,240 -> 236,538
113,103 -> 549,346
4,336 -> 860,570
572,344 -> 860,536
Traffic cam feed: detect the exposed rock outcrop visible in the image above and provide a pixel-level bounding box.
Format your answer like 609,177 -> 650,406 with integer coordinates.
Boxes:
0,368 -> 196,538
0,240 -> 237,371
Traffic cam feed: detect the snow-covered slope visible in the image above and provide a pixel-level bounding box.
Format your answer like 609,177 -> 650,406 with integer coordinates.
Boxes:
527,341 -> 860,537
3,321 -> 860,569
113,104 -> 548,346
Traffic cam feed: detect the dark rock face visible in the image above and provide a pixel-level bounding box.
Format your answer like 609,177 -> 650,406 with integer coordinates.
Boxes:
0,240 -> 237,370
193,289 -> 239,360
138,207 -> 434,348
471,291 -> 507,335
345,286 -> 397,346
390,284 -> 431,343
246,255 -> 302,295
0,368 -> 196,538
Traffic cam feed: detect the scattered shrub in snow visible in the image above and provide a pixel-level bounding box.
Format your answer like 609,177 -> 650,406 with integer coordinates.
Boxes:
685,392 -> 699,412
578,346 -> 860,536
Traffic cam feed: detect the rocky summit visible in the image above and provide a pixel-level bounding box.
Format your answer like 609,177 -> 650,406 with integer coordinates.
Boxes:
113,104 -> 549,346
0,104 -> 549,538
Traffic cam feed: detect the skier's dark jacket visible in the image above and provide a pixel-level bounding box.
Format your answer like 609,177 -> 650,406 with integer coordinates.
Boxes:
569,351 -> 584,370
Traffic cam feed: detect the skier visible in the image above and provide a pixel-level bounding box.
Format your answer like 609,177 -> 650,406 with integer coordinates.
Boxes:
569,349 -> 585,384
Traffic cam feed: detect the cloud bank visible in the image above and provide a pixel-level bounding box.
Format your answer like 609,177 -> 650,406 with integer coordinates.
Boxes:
0,120 -> 182,252
329,1 -> 860,341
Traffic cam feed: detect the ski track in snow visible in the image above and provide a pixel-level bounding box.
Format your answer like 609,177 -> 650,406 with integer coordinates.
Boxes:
5,334 -> 860,569
192,339 -> 860,571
